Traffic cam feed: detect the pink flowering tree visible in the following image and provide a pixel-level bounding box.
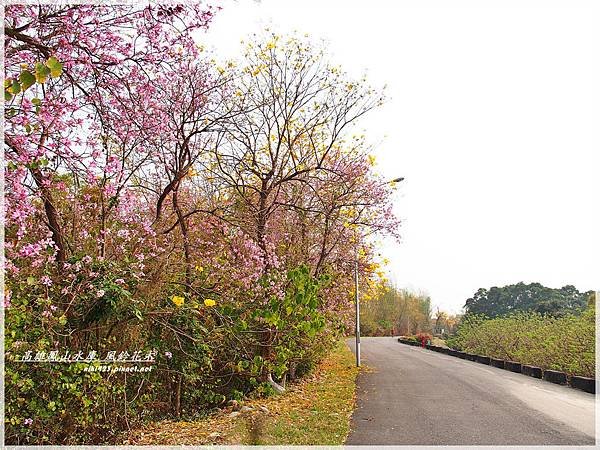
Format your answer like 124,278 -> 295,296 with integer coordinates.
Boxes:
3,3 -> 222,443
3,7 -> 401,442
4,3 -> 215,271
197,33 -> 398,387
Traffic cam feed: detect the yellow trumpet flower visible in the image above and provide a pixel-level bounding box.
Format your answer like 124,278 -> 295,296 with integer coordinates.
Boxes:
171,295 -> 184,307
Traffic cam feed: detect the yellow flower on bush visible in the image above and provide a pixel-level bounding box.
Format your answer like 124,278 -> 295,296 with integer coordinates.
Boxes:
195,265 -> 204,272
171,295 -> 185,307
204,299 -> 216,307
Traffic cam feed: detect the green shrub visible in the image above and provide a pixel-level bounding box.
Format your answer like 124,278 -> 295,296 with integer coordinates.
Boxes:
5,262 -> 346,444
447,309 -> 595,377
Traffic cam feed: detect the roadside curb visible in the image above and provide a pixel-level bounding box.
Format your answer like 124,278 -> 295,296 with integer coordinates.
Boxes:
476,355 -> 490,365
571,376 -> 595,394
505,361 -> 522,374
396,337 -> 595,394
522,365 -> 543,379
543,370 -> 567,385
490,358 -> 504,369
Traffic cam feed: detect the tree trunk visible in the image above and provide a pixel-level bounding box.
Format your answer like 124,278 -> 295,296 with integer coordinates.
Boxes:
257,188 -> 269,269
288,362 -> 297,381
175,373 -> 182,417
30,167 -> 66,268
172,185 -> 191,292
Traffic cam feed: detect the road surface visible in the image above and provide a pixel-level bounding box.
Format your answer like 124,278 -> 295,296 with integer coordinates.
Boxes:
346,337 -> 595,445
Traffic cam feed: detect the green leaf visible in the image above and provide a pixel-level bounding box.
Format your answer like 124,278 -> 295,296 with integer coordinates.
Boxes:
8,79 -> 21,95
46,56 -> 63,78
4,89 -> 13,102
31,97 -> 41,105
35,62 -> 51,84
19,70 -> 36,91
26,276 -> 36,285
58,315 -> 67,326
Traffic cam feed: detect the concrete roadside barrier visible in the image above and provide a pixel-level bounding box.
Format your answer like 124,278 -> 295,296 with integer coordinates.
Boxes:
490,358 -> 505,369
505,361 -> 522,374
452,350 -> 464,358
521,365 -> 543,379
570,376 -> 595,394
476,355 -> 491,365
543,370 -> 567,385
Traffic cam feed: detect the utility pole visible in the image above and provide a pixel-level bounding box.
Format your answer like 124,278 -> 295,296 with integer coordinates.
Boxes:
354,176 -> 404,367
355,252 -> 361,367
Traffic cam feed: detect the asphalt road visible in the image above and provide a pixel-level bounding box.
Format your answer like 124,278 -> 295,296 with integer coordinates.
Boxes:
346,337 -> 595,446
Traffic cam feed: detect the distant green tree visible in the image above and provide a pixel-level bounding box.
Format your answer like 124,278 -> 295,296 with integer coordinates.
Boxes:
463,282 -> 593,318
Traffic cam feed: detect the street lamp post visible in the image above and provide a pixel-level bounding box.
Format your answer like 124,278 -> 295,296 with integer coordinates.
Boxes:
354,249 -> 361,367
354,176 -> 404,367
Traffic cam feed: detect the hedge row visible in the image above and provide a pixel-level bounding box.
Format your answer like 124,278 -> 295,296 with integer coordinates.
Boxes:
445,311 -> 595,378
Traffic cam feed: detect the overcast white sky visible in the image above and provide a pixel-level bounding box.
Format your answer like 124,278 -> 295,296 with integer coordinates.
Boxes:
202,0 -> 599,314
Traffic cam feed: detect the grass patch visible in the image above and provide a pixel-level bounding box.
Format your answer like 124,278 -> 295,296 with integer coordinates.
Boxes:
123,340 -> 360,445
